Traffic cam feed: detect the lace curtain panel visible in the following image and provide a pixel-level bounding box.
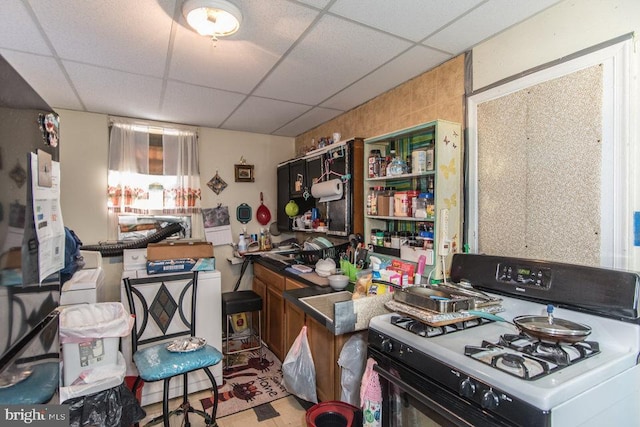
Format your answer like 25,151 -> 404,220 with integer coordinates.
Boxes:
107,122 -> 201,215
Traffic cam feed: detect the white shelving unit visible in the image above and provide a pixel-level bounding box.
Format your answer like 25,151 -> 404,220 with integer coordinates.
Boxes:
363,120 -> 462,281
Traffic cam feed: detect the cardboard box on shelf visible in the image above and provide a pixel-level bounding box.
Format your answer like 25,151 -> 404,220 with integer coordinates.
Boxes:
377,195 -> 391,216
147,241 -> 213,261
146,258 -> 215,275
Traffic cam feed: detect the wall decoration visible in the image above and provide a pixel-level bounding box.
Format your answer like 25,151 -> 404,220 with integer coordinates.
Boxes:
202,205 -> 230,228
234,164 -> 254,182
207,171 -> 227,195
202,204 -> 232,246
38,113 -> 59,147
9,161 -> 27,188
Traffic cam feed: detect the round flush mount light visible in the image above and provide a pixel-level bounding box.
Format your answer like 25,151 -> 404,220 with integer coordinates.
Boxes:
182,0 -> 242,38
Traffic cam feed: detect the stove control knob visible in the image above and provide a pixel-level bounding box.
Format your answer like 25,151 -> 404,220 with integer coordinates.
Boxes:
480,389 -> 500,410
459,378 -> 476,398
381,339 -> 393,353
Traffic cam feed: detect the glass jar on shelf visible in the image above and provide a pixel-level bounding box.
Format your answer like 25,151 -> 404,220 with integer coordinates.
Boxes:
368,149 -> 382,178
386,157 -> 408,176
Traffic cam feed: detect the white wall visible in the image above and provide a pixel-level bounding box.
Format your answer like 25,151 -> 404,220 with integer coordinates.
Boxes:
58,109 -> 294,299
472,0 -> 640,90
472,0 -> 640,270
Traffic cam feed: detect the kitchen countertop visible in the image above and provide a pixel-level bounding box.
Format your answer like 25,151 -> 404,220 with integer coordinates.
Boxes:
254,257 -> 356,334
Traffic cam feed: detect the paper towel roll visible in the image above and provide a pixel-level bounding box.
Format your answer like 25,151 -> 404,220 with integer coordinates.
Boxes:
311,179 -> 343,202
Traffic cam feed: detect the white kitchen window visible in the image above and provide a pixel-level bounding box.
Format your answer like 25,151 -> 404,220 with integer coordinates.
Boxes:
107,119 -> 201,240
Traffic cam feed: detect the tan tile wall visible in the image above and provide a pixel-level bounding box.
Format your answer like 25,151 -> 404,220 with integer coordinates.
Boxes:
295,54 -> 466,150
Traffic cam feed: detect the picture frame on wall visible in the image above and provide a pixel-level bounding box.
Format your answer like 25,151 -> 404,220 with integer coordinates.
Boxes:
234,164 -> 254,182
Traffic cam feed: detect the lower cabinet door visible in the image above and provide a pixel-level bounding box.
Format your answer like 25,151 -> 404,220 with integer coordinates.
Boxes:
284,300 -> 306,356
266,286 -> 285,360
307,315 -> 336,403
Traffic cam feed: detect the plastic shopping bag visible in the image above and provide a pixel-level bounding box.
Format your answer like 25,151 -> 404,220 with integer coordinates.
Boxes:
282,326 -> 318,403
337,332 -> 367,406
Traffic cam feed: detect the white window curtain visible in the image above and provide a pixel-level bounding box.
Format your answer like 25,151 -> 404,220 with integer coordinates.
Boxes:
162,131 -> 202,212
107,121 -> 201,238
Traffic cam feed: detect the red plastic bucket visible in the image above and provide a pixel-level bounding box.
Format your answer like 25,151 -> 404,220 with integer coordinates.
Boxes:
306,401 -> 359,427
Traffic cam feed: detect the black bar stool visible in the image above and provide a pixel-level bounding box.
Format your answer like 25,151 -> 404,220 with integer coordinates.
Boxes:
222,256 -> 263,366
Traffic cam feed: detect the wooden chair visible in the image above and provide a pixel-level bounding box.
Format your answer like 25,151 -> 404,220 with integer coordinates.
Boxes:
123,272 -> 222,427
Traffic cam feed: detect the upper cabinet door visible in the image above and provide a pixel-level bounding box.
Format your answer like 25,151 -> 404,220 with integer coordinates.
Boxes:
289,159 -> 306,197
306,155 -> 322,188
276,164 -> 290,231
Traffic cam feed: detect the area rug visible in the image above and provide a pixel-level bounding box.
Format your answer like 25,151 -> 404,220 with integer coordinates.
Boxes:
200,345 -> 290,419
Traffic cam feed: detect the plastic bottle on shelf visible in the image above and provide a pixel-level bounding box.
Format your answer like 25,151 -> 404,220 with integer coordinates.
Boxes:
238,233 -> 247,254
264,228 -> 272,251
368,150 -> 382,178
366,187 -> 375,215
383,232 -> 392,248
425,191 -> 435,218
371,186 -> 382,216
426,146 -> 435,170
370,229 -> 380,246
412,148 -> 427,173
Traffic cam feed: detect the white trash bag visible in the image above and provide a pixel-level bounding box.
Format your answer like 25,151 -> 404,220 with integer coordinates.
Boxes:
282,326 -> 318,403
60,302 -> 134,343
337,332 -> 367,406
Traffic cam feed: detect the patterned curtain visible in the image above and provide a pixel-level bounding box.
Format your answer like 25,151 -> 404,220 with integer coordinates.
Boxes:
161,131 -> 201,213
107,122 -> 201,216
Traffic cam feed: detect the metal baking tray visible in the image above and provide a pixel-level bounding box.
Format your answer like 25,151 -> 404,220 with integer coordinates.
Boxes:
394,286 -> 476,313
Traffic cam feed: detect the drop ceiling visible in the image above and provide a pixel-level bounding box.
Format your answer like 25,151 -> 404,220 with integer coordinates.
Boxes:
0,0 -> 561,137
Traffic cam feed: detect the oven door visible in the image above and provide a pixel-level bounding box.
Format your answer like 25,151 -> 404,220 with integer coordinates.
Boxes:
369,347 -> 514,427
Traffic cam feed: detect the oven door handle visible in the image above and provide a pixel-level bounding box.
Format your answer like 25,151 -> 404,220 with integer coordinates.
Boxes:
373,364 -> 474,427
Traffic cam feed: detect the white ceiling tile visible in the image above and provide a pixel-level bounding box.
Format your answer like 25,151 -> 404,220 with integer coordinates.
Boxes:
170,0 -> 319,93
424,0 -> 563,53
0,1 -> 52,55
0,50 -> 83,111
329,0 -> 484,42
64,61 -> 164,119
254,14 -> 412,105
295,0 -> 332,9
0,0 -> 565,136
223,96 -> 312,134
160,80 -> 246,128
275,107 -> 343,137
30,0 -> 175,76
321,46 -> 452,110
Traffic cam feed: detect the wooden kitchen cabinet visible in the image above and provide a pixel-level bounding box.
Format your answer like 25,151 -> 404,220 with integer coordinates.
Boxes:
306,314 -> 338,403
276,164 -> 291,231
284,299 -> 306,355
251,275 -> 266,345
253,263 -> 286,360
266,286 -> 285,360
276,138 -> 364,236
284,277 -> 307,353
255,262 -> 362,401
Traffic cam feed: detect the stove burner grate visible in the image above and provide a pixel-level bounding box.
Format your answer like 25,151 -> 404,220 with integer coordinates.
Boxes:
390,315 -> 492,338
465,334 -> 600,380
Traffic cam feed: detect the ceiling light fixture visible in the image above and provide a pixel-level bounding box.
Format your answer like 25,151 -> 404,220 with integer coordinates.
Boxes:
182,0 -> 242,40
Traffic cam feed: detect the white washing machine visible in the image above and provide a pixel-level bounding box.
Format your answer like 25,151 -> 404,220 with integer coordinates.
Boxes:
60,251 -> 106,306
121,248 -> 223,406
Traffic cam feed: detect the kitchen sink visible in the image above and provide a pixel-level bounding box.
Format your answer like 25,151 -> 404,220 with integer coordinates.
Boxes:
299,292 -> 353,322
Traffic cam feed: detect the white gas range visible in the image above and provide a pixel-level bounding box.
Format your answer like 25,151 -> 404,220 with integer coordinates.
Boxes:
367,254 -> 640,427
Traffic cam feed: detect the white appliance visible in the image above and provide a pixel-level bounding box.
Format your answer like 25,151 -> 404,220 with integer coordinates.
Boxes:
60,250 -> 106,306
121,248 -> 222,406
368,254 -> 640,426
